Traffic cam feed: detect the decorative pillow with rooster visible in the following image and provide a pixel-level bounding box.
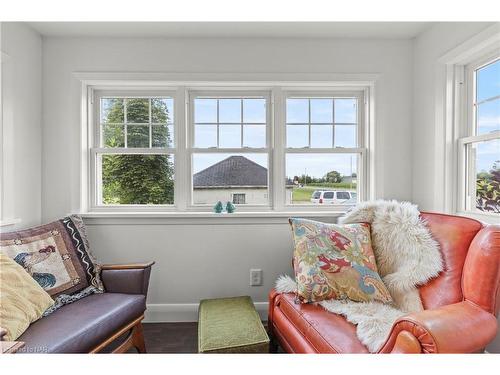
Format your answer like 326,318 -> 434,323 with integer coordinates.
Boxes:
289,218 -> 392,304
0,215 -> 103,298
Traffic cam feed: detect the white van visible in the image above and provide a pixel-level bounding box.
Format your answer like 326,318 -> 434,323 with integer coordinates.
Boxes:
310,190 -> 356,204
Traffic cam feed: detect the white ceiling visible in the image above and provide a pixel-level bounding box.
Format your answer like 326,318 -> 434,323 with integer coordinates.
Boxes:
28,22 -> 434,39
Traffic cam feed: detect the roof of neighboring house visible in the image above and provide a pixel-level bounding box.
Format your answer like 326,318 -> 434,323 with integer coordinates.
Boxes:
193,156 -> 268,188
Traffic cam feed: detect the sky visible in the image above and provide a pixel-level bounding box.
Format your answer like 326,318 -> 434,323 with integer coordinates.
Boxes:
475,59 -> 500,172
193,98 -> 358,177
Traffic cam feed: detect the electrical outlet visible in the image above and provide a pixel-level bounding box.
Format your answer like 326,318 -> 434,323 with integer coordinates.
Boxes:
250,269 -> 263,286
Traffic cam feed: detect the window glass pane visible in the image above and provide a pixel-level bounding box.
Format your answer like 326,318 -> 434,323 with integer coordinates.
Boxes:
334,98 -> 357,123
219,99 -> 241,123
195,99 -> 217,123
323,192 -> 334,199
310,99 -> 333,123
477,98 -> 500,135
195,125 -> 217,148
232,193 -> 246,204
286,153 -> 358,205
152,124 -> 173,148
243,99 -> 266,123
219,124 -> 241,148
127,125 -> 149,148
101,98 -> 124,123
101,154 -> 174,205
103,124 -> 124,148
126,98 -> 150,123
151,98 -> 174,123
467,139 -> 500,214
310,125 -> 333,148
477,59 -> 500,103
335,125 -> 357,148
243,125 -> 266,148
287,125 -> 309,148
192,153 -> 268,205
286,99 -> 309,123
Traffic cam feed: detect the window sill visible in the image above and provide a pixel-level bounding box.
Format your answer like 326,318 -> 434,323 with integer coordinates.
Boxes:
80,210 -> 348,225
0,218 -> 21,228
455,211 -> 500,225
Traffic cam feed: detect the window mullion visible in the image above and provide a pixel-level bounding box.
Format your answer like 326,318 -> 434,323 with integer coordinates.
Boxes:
124,98 -> 128,148
175,87 -> 188,211
272,87 -> 286,211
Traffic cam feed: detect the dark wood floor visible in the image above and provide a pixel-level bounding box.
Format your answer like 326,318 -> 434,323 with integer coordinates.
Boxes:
143,322 -> 199,353
131,322 -> 275,353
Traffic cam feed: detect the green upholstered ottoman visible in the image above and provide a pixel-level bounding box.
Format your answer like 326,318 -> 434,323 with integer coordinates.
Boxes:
198,296 -> 269,353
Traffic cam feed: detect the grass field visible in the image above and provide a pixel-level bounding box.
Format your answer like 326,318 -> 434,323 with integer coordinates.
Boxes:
291,184 -> 357,203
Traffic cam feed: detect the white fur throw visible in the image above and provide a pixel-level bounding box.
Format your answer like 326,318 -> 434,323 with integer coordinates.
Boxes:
275,200 -> 443,352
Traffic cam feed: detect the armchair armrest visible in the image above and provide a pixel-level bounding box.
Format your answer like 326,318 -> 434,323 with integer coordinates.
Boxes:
380,301 -> 498,353
100,261 -> 155,296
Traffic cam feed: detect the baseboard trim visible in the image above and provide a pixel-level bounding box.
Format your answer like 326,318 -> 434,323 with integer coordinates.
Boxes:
144,302 -> 269,323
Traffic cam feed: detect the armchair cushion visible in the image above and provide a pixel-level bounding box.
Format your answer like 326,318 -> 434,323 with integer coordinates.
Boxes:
17,293 -> 146,353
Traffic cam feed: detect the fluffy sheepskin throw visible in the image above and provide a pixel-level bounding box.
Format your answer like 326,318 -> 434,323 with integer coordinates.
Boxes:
275,200 -> 443,352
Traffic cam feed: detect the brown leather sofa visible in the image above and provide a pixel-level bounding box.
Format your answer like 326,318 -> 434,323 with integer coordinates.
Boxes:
268,212 -> 500,353
1,262 -> 154,353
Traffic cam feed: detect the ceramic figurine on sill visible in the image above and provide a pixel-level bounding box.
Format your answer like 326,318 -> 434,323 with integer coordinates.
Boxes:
226,201 -> 236,213
213,201 -> 224,213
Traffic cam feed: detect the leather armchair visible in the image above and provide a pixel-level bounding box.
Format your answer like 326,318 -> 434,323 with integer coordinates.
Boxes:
268,213 -> 500,354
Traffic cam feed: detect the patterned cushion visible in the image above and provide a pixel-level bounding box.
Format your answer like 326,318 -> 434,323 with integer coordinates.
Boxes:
0,215 -> 103,298
289,218 -> 392,304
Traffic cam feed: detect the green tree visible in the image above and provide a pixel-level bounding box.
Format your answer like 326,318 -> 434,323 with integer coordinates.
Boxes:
325,170 -> 342,183
102,98 -> 174,204
476,160 -> 500,213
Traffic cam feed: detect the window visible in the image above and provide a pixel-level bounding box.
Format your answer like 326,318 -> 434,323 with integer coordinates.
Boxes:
459,55 -> 500,215
232,193 -> 246,205
92,93 -> 176,208
285,94 -> 363,205
190,93 -> 270,207
337,192 -> 351,200
86,85 -> 370,213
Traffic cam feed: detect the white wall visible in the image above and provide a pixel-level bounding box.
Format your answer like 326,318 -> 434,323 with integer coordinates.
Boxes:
0,23 -> 42,230
412,22 -> 494,211
412,21 -> 499,353
41,36 -> 413,320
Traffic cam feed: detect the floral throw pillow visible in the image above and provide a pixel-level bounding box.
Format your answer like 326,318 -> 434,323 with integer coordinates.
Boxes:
0,215 -> 103,298
289,218 -> 392,304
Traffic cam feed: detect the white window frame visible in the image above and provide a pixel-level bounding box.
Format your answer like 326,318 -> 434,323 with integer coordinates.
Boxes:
439,25 -> 500,221
89,89 -> 179,212
457,52 -> 500,217
188,89 -> 273,211
282,89 -> 366,209
78,76 -> 375,216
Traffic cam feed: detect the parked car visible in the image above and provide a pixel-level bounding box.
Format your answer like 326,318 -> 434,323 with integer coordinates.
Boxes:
310,190 -> 356,204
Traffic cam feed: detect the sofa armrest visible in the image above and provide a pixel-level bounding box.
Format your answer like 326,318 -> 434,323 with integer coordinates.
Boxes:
380,301 -> 498,353
100,261 -> 155,296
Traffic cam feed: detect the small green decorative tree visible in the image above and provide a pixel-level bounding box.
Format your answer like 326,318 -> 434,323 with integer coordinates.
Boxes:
213,201 -> 224,213
226,201 -> 236,213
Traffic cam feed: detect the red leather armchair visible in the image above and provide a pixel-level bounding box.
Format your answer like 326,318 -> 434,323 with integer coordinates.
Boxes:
268,212 -> 500,353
